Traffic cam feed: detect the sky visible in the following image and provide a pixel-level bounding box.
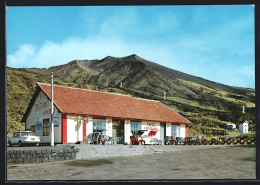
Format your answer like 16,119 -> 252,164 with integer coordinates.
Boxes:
6,5 -> 255,88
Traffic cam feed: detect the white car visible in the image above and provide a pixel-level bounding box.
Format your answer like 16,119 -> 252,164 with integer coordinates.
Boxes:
8,131 -> 41,147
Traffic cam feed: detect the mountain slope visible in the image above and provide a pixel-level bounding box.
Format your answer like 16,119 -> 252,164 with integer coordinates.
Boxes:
7,54 -> 255,137
23,54 -> 254,109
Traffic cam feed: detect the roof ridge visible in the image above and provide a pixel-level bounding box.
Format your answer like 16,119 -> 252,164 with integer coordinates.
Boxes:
37,82 -> 161,103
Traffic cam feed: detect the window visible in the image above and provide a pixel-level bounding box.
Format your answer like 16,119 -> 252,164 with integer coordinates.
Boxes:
31,126 -> 35,133
130,121 -> 141,133
93,119 -> 106,134
171,125 -> 180,137
13,132 -> 19,137
43,118 -> 50,136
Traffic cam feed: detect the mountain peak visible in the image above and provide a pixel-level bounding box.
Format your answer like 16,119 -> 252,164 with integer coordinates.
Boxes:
123,54 -> 144,61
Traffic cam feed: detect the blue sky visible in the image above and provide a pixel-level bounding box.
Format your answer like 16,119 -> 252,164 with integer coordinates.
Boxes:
7,5 -> 255,88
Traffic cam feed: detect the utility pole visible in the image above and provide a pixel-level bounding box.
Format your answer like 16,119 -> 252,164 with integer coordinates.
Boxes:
51,72 -> 54,147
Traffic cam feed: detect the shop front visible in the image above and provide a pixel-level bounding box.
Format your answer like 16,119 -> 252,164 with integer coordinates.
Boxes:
22,82 -> 192,145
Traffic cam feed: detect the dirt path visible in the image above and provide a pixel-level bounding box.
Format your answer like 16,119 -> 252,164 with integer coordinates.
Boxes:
7,145 -> 256,180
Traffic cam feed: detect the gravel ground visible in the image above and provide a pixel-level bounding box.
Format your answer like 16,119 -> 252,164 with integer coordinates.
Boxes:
6,145 -> 256,181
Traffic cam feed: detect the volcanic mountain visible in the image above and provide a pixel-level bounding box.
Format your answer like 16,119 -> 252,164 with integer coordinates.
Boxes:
7,54 -> 255,137
24,54 -> 251,97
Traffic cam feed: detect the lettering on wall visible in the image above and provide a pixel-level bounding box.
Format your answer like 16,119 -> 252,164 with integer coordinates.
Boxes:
43,109 -> 51,116
38,92 -> 47,102
144,123 -> 159,131
36,101 -> 50,111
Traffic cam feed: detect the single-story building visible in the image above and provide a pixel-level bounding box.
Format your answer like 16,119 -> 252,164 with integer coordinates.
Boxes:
21,82 -> 192,144
239,120 -> 249,133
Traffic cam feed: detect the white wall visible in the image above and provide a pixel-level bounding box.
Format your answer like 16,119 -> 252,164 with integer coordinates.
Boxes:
66,116 -> 78,143
106,118 -> 113,137
86,117 -> 93,140
180,124 -> 186,137
66,115 -> 85,143
141,121 -> 160,139
124,120 -> 131,144
26,90 -> 61,143
166,123 -> 171,137
78,119 -> 83,142
239,123 -> 248,133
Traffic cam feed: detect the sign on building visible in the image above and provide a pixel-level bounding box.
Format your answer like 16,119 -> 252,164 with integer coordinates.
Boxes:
35,118 -> 42,131
53,113 -> 59,127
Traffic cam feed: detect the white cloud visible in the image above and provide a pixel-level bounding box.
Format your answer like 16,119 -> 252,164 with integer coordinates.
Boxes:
7,6 -> 254,88
8,44 -> 36,68
7,34 -> 255,88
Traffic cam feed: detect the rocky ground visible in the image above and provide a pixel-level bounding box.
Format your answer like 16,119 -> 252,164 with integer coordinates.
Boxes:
6,145 -> 256,181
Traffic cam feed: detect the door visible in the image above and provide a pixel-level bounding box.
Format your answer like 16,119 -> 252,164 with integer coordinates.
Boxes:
112,119 -> 125,144
120,121 -> 124,144
160,123 -> 166,141
112,126 -> 118,139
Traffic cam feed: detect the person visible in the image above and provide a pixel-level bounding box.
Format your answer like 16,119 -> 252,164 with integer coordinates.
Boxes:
140,136 -> 145,145
197,135 -> 202,144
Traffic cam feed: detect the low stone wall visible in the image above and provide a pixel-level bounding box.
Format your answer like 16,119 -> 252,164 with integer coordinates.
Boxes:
7,145 -> 79,165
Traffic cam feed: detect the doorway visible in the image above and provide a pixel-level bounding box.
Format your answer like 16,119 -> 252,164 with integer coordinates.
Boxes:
160,123 -> 166,141
112,119 -> 124,144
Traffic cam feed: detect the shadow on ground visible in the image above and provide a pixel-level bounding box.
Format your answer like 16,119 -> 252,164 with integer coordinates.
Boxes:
64,159 -> 113,167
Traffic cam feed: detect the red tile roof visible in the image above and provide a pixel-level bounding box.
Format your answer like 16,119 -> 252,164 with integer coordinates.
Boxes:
37,83 -> 192,124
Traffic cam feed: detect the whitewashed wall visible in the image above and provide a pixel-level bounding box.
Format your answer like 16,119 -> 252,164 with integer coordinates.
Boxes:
66,116 -> 78,143
166,123 -> 171,137
239,123 -> 248,133
25,91 -> 61,143
180,124 -> 186,137
106,118 -> 113,137
66,115 -> 84,143
124,120 -> 131,144
86,117 -> 93,140
141,121 -> 160,138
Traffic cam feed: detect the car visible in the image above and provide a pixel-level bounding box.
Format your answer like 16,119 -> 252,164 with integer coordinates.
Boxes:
8,130 -> 41,147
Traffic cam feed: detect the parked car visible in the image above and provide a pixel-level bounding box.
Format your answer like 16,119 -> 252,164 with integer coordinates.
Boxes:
8,130 -> 41,147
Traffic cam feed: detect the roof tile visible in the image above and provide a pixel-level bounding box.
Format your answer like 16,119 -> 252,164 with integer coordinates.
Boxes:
38,83 -> 192,124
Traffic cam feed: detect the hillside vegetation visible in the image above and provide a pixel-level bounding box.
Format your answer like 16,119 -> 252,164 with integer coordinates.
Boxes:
7,55 -> 255,138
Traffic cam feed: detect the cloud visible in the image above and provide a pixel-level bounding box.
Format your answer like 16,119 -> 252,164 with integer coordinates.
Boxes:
7,6 -> 255,88
7,29 -> 255,88
8,44 -> 36,68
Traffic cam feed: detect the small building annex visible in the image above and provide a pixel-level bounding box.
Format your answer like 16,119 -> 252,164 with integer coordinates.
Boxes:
22,82 -> 192,144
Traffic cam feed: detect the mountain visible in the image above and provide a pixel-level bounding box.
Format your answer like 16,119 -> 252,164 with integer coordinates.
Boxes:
7,54 -> 255,137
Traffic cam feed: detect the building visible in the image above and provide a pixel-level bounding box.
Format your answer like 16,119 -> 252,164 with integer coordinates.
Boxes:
21,82 -> 192,144
226,123 -> 236,130
239,120 -> 249,133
